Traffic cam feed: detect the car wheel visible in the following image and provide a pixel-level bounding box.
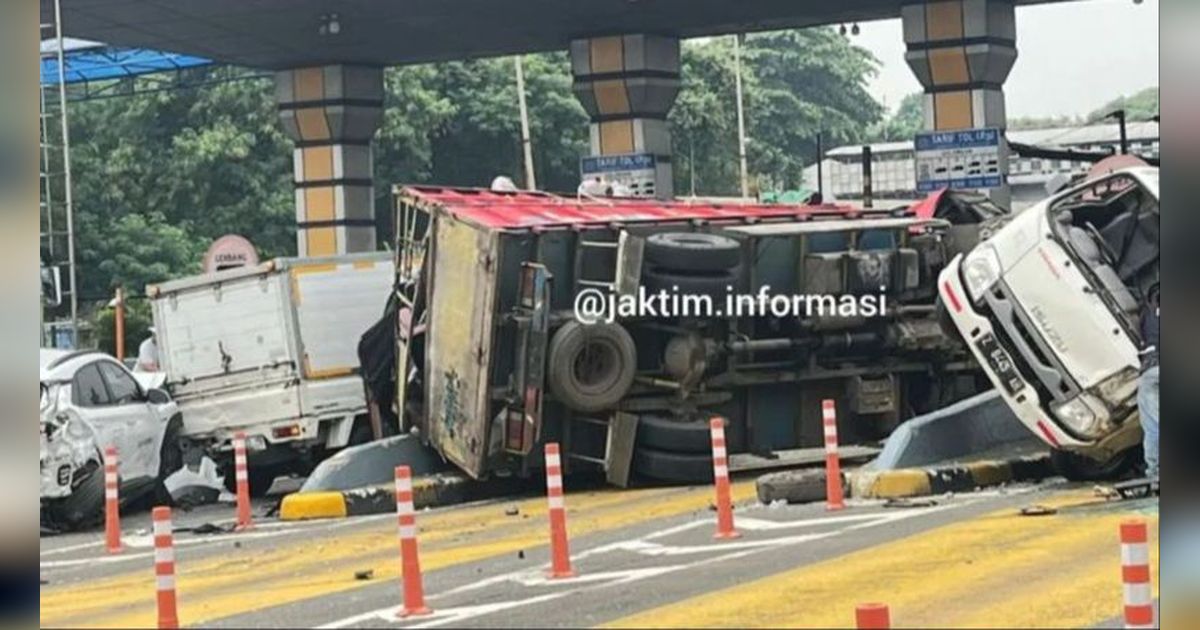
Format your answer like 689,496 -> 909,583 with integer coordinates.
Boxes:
153,416 -> 185,506
641,267 -> 741,301
45,457 -> 105,531
632,447 -> 713,484
546,321 -> 637,413
1049,447 -> 1140,481
644,232 -> 742,273
636,415 -> 713,453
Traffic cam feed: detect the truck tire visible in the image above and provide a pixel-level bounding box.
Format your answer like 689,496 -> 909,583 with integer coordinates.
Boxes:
45,457 -> 105,531
636,415 -> 712,453
1049,447 -> 1140,481
632,447 -> 713,484
546,321 -> 637,413
644,232 -> 741,273
641,267 -> 741,301
222,462 -> 280,498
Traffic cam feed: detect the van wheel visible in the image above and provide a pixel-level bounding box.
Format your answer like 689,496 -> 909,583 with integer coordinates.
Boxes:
1049,447 -> 1140,481
547,321 -> 637,413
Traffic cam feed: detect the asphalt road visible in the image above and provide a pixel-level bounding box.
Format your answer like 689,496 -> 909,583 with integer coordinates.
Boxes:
40,477 -> 1159,629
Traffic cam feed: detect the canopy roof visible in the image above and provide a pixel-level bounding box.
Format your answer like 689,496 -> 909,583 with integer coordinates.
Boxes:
41,38 -> 213,85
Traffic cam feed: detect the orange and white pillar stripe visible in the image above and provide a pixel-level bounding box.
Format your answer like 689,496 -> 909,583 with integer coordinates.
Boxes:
103,445 -> 121,554
822,400 -> 846,511
544,442 -> 576,578
1120,519 -> 1154,629
395,465 -> 431,617
233,432 -> 252,530
709,417 -> 740,539
153,506 -> 179,629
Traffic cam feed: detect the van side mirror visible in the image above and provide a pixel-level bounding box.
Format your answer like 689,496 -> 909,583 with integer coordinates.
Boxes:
146,388 -> 171,405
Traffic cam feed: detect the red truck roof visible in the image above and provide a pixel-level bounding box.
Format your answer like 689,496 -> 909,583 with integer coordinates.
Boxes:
399,185 -> 891,230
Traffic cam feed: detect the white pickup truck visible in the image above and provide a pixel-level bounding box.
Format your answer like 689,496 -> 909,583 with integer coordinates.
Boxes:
938,167 -> 1159,479
147,253 -> 394,494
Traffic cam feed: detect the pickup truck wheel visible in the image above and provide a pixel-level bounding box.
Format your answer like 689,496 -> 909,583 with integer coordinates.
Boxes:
1049,447 -> 1140,481
632,447 -> 713,484
222,462 -> 280,497
153,416 -> 184,506
45,458 -> 104,531
644,232 -> 741,273
547,321 -> 636,413
636,416 -> 712,453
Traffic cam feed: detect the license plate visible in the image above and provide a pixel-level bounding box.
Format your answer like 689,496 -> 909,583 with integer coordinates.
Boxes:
977,333 -> 1026,395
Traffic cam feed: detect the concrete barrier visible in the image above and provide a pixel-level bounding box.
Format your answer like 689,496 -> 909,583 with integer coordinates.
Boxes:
848,454 -> 1052,499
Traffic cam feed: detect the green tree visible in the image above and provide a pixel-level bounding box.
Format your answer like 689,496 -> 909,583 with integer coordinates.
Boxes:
1088,86 -> 1158,122
870,92 -> 924,142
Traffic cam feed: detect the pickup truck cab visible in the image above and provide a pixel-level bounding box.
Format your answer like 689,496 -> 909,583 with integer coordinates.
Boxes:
937,167 -> 1159,478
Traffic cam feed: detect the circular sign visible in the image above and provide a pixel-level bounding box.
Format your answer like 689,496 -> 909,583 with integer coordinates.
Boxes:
202,235 -> 259,273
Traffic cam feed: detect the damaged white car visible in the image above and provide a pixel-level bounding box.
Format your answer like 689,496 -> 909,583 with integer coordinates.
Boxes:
40,349 -> 195,529
938,166 -> 1158,479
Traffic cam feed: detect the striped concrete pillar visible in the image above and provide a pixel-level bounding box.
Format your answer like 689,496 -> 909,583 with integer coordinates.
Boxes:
275,65 -> 383,257
570,34 -> 681,198
903,0 -> 1017,206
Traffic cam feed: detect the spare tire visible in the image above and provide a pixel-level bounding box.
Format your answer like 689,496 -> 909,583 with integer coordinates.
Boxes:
632,447 -> 713,484
546,321 -> 637,413
641,267 -> 741,302
636,415 -> 713,453
645,232 -> 741,273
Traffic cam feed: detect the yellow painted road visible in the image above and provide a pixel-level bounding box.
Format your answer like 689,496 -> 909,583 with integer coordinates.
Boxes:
40,480 -> 757,628
606,490 -> 1159,629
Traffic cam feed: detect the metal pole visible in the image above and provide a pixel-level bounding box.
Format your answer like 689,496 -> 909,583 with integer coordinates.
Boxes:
514,55 -> 537,190
114,288 -> 125,362
689,135 -> 696,197
861,145 -> 873,209
1117,109 -> 1128,155
54,0 -> 79,345
816,132 -> 824,200
733,34 -> 749,200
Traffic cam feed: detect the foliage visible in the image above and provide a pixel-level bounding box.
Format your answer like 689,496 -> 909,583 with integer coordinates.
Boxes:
869,92 -> 924,142
62,29 -> 885,332
1087,86 -> 1158,122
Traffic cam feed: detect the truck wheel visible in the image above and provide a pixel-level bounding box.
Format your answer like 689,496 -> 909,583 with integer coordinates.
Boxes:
1049,447 -> 1140,481
222,462 -> 279,497
633,447 -> 713,484
45,458 -> 105,531
636,415 -> 712,453
641,267 -> 741,301
547,321 -> 637,413
644,232 -> 741,273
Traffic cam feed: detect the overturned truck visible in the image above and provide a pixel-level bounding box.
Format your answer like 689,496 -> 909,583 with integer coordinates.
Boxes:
365,186 -> 998,485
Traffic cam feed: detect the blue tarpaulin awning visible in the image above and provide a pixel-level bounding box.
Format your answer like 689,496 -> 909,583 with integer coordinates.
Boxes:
41,38 -> 213,86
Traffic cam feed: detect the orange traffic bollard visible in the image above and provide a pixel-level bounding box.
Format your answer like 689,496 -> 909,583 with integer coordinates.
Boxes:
856,603 -> 890,629
395,465 -> 432,617
104,446 -> 122,554
822,399 -> 846,511
1120,520 -> 1154,629
233,432 -> 252,530
153,506 -> 179,629
544,442 -> 576,578
709,417 -> 740,539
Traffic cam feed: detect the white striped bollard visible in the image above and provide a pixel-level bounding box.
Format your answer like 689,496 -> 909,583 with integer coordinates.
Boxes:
233,432 -> 252,530
544,442 -> 576,578
104,446 -> 122,553
710,417 -> 739,539
822,400 -> 846,511
1120,519 -> 1154,628
395,465 -> 431,617
153,506 -> 179,629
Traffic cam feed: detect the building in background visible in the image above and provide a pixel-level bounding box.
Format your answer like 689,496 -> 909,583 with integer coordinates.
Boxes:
805,121 -> 1158,210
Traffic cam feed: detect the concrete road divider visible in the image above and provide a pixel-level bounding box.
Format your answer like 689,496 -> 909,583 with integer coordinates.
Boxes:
709,417 -> 740,539
822,400 -> 846,511
104,446 -> 122,554
544,443 -> 576,578
233,432 -> 252,530
847,454 -> 1052,500
395,465 -> 432,617
279,472 -> 479,521
855,603 -> 890,628
153,506 -> 179,629
1120,520 -> 1154,629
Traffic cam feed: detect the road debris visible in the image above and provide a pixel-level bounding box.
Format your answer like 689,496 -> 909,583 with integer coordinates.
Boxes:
1019,504 -> 1057,516
354,569 -> 374,581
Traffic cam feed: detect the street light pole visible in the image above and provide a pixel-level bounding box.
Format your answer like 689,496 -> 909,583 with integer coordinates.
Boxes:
514,55 -> 537,190
733,34 -> 749,200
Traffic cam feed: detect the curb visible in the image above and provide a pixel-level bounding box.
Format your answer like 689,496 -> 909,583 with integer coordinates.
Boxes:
848,454 -> 1052,500
279,473 -> 472,521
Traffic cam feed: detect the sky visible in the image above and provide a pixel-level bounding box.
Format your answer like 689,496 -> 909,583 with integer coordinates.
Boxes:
853,0 -> 1159,118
